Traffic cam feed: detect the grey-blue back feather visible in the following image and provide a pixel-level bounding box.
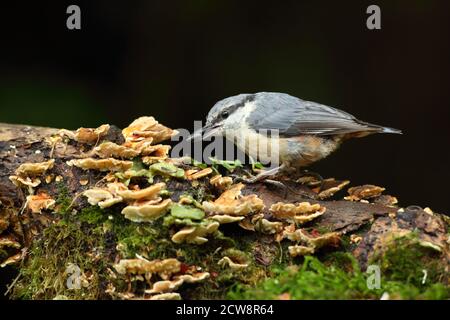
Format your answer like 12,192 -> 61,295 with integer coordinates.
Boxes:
247,92 -> 387,136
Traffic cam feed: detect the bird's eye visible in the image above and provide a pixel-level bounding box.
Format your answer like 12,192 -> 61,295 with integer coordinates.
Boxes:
221,110 -> 229,119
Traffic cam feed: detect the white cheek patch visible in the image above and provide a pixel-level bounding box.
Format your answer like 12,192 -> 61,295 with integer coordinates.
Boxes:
225,100 -> 256,126
223,101 -> 281,166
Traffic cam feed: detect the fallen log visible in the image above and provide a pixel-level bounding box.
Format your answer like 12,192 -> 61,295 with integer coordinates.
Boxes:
0,119 -> 448,300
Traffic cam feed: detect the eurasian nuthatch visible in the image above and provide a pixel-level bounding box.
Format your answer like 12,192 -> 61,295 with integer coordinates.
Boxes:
191,92 -> 401,182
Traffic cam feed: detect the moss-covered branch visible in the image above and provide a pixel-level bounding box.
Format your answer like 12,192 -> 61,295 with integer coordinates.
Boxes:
0,120 -> 448,300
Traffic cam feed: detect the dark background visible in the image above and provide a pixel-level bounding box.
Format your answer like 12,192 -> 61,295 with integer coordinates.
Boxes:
1,0 -> 450,299
0,1 -> 449,209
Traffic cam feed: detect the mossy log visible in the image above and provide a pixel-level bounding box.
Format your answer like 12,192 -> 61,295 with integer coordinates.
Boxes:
0,121 -> 449,300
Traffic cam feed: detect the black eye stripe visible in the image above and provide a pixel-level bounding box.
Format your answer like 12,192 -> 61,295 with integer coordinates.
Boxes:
212,94 -> 255,123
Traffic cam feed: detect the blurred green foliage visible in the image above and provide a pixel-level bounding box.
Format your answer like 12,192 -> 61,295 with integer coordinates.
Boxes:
0,80 -> 106,129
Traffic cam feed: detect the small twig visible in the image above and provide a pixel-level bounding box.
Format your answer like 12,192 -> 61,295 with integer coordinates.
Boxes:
4,273 -> 21,296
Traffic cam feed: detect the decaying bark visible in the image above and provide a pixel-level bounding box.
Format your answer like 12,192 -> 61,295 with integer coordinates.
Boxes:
0,121 -> 448,300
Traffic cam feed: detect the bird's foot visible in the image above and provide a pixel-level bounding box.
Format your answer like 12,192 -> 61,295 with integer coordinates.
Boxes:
231,165 -> 320,199
234,165 -> 312,199
233,174 -> 289,198
233,165 -> 284,184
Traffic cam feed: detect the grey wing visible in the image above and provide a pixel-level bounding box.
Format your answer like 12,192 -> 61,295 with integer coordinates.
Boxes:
247,92 -> 377,136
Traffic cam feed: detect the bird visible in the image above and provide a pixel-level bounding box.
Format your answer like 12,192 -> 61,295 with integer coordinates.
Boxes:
190,92 -> 401,183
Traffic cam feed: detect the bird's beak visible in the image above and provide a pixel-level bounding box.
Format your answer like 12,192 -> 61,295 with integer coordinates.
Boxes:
186,123 -> 221,141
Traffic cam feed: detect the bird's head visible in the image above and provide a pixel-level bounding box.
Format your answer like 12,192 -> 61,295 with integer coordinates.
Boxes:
189,93 -> 256,141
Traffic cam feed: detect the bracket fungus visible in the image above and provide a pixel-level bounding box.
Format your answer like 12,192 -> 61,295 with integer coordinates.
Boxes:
84,182 -> 171,219
94,142 -> 140,159
210,214 -> 244,224
58,124 -> 110,144
121,198 -> 172,222
9,176 -> 41,188
171,220 -> 220,244
218,250 -> 250,270
83,188 -> 123,209
185,168 -> 213,180
145,272 -> 210,294
254,218 -> 284,234
141,145 -> 171,165
345,184 -> 386,201
115,182 -> 166,201
14,159 -> 55,177
270,202 -> 326,224
67,158 -> 133,172
149,293 -> 181,300
209,174 -> 233,190
283,227 -> 341,250
26,193 -> 56,214
122,116 -> 176,144
373,194 -> 398,206
202,183 -> 264,216
288,245 -> 315,257
9,159 -> 55,188
317,179 -> 350,199
1,252 -> 23,268
0,236 -> 21,250
114,257 -> 181,280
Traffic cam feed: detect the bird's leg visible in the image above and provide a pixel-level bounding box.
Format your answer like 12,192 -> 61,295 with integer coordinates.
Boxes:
232,165 -> 291,197
234,165 -> 284,184
233,165 -> 319,199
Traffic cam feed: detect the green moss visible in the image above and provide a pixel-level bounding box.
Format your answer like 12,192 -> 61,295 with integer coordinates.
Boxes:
368,232 -> 446,287
114,221 -> 174,259
77,206 -> 109,225
221,248 -> 251,265
228,254 -> 449,300
12,217 -> 109,300
54,182 -> 72,214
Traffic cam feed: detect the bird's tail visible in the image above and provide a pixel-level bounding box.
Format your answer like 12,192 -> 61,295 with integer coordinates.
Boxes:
344,121 -> 402,139
378,126 -> 402,134
358,120 -> 402,135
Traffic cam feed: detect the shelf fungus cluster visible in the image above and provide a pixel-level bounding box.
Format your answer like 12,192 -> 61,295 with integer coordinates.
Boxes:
282,226 -> 341,257
270,202 -> 326,224
58,124 -> 111,144
84,182 -> 172,222
202,183 -> 264,217
344,184 -> 386,202
113,256 -> 209,300
9,159 -> 55,189
1,207 -> 22,269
